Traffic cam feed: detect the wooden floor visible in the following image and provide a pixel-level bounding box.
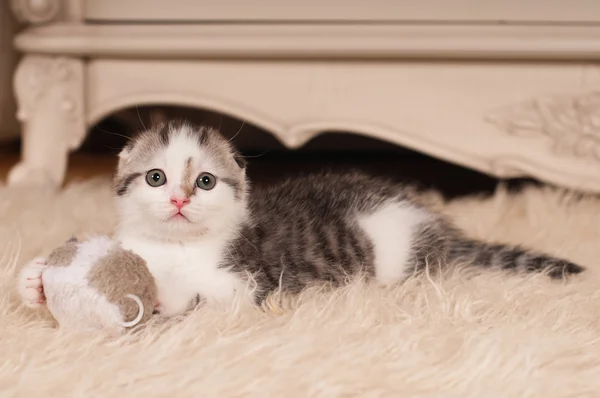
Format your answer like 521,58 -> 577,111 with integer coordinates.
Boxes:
0,151 -> 117,184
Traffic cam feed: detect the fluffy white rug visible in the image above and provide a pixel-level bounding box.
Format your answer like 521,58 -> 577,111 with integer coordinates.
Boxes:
1,177 -> 599,397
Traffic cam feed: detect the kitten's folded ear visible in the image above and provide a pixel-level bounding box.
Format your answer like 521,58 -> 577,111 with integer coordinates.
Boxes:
67,235 -> 78,243
118,145 -> 132,164
230,147 -> 246,169
233,154 -> 246,169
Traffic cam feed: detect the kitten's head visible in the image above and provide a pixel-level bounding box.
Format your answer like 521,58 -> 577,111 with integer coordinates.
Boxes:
113,121 -> 248,241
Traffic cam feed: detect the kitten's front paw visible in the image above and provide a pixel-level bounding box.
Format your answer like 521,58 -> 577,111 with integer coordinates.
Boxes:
153,294 -> 192,318
17,257 -> 47,309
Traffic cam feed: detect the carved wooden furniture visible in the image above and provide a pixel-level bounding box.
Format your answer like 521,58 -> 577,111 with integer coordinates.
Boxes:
8,0 -> 600,192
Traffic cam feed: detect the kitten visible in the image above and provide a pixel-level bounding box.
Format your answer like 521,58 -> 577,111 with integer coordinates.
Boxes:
18,121 -> 584,317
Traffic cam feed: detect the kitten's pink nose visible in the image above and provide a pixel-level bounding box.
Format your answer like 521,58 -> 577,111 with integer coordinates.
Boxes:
170,197 -> 190,209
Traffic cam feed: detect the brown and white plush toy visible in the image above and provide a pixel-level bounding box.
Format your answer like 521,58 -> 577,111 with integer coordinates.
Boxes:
39,236 -> 158,334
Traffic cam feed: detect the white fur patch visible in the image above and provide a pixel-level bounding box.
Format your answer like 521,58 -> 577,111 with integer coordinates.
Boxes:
118,234 -> 245,318
357,200 -> 430,285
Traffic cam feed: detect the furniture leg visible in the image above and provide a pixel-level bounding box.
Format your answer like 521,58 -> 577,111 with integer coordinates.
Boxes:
8,55 -> 85,188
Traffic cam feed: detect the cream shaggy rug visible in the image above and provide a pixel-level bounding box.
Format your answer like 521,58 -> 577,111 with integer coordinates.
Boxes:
1,177 -> 600,398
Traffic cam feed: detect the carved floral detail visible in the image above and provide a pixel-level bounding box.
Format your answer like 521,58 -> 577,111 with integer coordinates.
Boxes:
485,91 -> 600,161
14,55 -> 85,148
10,0 -> 60,24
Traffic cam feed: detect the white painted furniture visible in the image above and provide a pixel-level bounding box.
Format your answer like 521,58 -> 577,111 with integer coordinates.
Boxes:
8,0 -> 600,192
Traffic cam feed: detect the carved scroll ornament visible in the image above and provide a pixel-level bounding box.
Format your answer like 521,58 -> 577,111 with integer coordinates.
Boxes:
485,91 -> 600,161
11,0 -> 61,24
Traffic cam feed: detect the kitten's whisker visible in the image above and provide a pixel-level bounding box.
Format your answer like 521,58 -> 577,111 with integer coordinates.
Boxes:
228,120 -> 246,143
103,145 -> 124,151
136,106 -> 147,131
242,150 -> 270,159
225,247 -> 242,267
238,232 -> 259,254
95,126 -> 131,141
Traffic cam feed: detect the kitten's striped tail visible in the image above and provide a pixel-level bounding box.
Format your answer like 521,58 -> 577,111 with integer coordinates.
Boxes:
447,237 -> 584,278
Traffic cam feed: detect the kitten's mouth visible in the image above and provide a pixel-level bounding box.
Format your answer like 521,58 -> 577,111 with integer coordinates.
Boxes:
170,212 -> 190,222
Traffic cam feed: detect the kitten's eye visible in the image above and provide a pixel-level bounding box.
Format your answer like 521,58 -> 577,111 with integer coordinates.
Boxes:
146,169 -> 167,187
196,172 -> 216,190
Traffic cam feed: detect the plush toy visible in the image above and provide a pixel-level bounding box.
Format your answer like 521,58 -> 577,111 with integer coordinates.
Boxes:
41,235 -> 158,334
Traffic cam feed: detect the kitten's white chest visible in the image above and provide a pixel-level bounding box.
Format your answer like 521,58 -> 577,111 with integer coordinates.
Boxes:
119,236 -> 243,317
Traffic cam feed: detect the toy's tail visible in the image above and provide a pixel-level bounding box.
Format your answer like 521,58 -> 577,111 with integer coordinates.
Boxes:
119,294 -> 145,328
